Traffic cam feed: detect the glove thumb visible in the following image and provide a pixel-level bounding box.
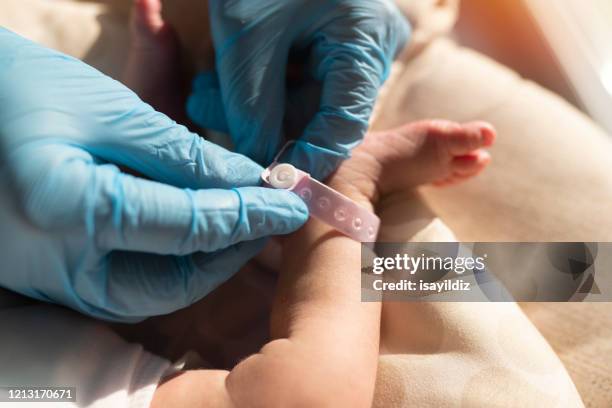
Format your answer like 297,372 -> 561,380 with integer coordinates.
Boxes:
80,238 -> 270,322
186,238 -> 269,304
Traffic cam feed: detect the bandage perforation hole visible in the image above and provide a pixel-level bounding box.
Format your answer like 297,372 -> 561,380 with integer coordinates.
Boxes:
368,227 -> 375,239
334,208 -> 347,222
317,197 -> 331,210
299,188 -> 312,202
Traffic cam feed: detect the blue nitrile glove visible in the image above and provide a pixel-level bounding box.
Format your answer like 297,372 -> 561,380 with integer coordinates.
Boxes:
0,28 -> 308,322
187,0 -> 411,180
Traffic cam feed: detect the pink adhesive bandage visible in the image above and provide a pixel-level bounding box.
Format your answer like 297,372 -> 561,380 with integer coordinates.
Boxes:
262,162 -> 380,242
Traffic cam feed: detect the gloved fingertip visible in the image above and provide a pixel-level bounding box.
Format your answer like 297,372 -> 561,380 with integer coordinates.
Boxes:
286,141 -> 348,181
253,188 -> 310,233
233,186 -> 310,239
193,70 -> 221,88
281,190 -> 310,229
394,14 -> 412,59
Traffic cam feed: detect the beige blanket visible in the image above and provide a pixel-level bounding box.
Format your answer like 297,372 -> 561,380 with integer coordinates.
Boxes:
2,1 -> 610,406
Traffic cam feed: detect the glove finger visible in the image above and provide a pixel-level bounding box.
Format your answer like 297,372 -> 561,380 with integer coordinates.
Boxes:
290,13 -> 410,180
0,28 -> 263,190
220,57 -> 288,166
212,27 -> 288,165
93,98 -> 264,189
186,70 -> 230,133
290,52 -> 380,179
77,161 -> 308,254
74,239 -> 267,322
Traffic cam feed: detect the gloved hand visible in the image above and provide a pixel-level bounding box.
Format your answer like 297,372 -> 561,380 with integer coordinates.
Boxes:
0,28 -> 308,322
187,0 -> 411,180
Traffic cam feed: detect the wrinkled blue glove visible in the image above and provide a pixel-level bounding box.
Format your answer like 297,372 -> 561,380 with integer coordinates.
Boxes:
0,28 -> 308,322
187,0 -> 411,180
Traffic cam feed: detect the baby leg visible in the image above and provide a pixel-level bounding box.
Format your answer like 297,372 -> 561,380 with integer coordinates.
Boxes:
122,0 -> 186,121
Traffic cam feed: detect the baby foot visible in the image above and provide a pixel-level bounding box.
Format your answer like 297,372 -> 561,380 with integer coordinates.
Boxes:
123,0 -> 186,121
329,120 -> 496,207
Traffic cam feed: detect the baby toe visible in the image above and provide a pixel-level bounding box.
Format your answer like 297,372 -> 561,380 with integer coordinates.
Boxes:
441,122 -> 496,157
133,0 -> 165,34
464,121 -> 496,147
451,150 -> 492,177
